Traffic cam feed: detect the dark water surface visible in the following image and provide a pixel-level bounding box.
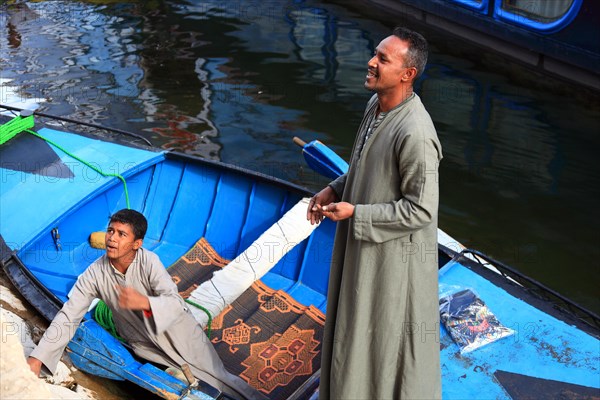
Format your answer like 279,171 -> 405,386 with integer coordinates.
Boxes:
1,1 -> 598,314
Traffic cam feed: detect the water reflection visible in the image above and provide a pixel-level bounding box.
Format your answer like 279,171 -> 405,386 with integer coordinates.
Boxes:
0,0 -> 598,312
422,67 -> 560,195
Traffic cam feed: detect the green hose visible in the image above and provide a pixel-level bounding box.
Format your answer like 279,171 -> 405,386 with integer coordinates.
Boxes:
93,299 -> 213,341
94,300 -> 126,342
185,299 -> 213,339
0,115 -> 131,209
25,128 -> 130,209
0,115 -> 34,144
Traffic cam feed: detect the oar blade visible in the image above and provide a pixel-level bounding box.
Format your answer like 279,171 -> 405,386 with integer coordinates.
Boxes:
301,140 -> 348,180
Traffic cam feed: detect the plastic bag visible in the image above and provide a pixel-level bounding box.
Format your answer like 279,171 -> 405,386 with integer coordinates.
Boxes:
439,287 -> 515,354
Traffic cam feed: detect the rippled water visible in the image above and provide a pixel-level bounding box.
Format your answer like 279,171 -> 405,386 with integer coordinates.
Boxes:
1,0 -> 598,314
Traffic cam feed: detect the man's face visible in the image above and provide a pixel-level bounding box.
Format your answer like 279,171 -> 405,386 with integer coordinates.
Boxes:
365,35 -> 412,93
105,221 -> 141,262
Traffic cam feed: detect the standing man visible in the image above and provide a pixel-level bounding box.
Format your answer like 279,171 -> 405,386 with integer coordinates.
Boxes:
307,27 -> 442,399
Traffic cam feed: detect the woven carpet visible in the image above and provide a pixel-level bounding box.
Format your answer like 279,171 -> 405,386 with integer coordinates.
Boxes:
168,238 -> 325,399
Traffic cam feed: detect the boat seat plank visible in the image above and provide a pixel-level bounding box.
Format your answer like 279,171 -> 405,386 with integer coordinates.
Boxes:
287,282 -> 327,314
260,271 -> 295,293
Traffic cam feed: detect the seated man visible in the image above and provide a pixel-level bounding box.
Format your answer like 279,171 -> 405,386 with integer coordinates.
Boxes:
27,209 -> 263,400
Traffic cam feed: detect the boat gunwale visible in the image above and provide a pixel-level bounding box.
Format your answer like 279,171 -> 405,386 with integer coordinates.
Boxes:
0,237 -> 63,321
164,151 -> 314,198
0,108 -> 316,198
0,104 -> 154,147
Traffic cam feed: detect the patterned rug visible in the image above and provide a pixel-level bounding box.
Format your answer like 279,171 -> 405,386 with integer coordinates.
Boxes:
168,238 -> 228,299
168,238 -> 325,399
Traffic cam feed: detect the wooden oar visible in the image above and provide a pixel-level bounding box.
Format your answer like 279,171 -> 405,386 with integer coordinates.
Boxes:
293,136 -> 348,180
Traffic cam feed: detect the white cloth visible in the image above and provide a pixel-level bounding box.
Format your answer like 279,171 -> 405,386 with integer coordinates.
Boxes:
188,197 -> 317,325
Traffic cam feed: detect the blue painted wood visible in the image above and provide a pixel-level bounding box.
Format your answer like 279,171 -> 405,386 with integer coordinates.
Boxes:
204,172 -> 253,260
297,219 -> 335,296
142,160 -> 184,243
439,260 -> 600,399
1,127 -> 162,249
237,183 -> 288,253
261,271 -> 295,293
68,320 -> 216,399
68,320 -> 129,380
161,163 -> 221,250
301,140 -> 348,180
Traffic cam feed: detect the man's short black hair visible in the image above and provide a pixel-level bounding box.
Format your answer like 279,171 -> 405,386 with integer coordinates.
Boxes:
392,26 -> 429,79
109,209 -> 147,240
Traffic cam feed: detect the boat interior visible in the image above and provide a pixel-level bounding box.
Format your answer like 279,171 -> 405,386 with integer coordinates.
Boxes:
13,137 -> 339,397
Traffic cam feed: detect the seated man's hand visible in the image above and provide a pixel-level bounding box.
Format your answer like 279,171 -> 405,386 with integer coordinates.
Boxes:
116,285 -> 151,311
27,356 -> 42,377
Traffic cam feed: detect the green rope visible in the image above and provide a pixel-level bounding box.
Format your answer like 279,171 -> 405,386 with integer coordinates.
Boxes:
94,298 -> 212,340
0,115 -> 34,145
185,299 -> 213,339
24,128 -> 130,209
0,115 -> 131,209
94,300 -> 126,342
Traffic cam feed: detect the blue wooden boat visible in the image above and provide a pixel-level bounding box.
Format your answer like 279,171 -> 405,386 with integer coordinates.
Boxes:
1,109 -> 598,399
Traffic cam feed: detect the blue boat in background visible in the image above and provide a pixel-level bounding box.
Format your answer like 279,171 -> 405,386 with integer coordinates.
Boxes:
0,107 -> 598,399
349,0 -> 600,91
